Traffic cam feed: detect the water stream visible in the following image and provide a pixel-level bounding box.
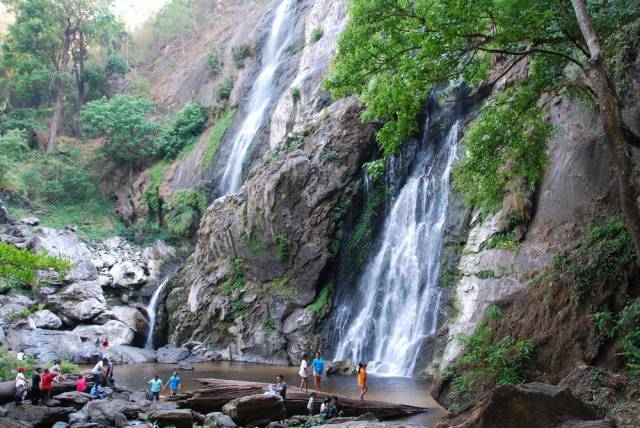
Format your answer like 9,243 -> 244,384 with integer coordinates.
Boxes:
332,120 -> 460,377
145,276 -> 171,349
219,0 -> 297,193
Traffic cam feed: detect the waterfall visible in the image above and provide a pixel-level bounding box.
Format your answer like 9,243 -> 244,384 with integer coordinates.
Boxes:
220,0 -> 297,193
145,276 -> 171,349
332,119 -> 460,377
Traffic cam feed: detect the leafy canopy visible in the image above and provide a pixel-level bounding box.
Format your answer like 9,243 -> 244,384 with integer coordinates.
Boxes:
0,242 -> 71,292
79,95 -> 159,166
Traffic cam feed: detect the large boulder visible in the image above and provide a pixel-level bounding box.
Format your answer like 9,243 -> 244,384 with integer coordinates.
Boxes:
204,412 -> 237,427
53,391 -> 94,409
109,306 -> 148,334
3,402 -> 74,427
156,345 -> 190,364
6,329 -> 83,363
110,345 -> 157,364
327,360 -> 357,376
0,295 -> 35,327
28,310 -> 62,330
147,409 -> 201,428
222,394 -> 285,426
72,321 -> 135,346
65,260 -> 98,282
35,280 -> 107,322
27,227 -> 92,264
83,398 -> 146,426
109,261 -> 149,289
436,383 -> 602,428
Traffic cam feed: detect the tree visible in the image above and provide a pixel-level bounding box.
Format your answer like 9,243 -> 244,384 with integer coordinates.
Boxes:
1,0 -> 115,152
326,0 -> 640,260
79,95 -> 159,169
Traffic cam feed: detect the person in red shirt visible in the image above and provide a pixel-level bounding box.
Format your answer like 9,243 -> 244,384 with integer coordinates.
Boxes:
40,368 -> 54,405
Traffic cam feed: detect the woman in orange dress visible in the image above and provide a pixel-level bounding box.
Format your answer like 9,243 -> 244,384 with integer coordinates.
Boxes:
357,362 -> 368,400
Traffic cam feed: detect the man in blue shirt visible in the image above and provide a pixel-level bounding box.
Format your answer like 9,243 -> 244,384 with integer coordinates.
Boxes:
148,375 -> 163,401
311,351 -> 325,392
164,371 -> 182,396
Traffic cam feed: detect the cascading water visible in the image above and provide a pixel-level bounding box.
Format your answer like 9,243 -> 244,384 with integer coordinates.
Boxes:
145,276 -> 171,349
220,0 -> 297,193
332,119 -> 460,377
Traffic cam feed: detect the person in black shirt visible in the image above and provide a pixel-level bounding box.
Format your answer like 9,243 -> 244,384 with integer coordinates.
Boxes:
31,368 -> 41,406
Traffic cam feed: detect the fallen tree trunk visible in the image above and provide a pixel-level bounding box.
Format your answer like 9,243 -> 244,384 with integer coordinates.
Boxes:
176,378 -> 429,420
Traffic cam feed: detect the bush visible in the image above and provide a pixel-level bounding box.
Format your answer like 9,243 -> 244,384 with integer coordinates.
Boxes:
0,242 -> 71,292
310,27 -> 323,43
202,109 -> 234,168
156,102 -> 208,159
220,257 -> 245,295
105,54 -> 129,76
290,86 -> 300,101
231,44 -> 252,68
593,298 -> 640,375
0,129 -> 30,184
0,347 -> 34,382
164,188 -> 207,238
81,63 -> 107,101
274,234 -> 291,262
79,95 -> 159,167
207,48 -> 223,75
307,283 -> 334,313
448,307 -> 534,398
216,77 -> 234,101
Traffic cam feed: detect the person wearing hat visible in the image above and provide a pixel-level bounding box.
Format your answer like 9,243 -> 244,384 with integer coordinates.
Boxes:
15,368 -> 27,404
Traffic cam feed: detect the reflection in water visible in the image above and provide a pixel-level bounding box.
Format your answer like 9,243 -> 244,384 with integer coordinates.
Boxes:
107,361 -> 445,426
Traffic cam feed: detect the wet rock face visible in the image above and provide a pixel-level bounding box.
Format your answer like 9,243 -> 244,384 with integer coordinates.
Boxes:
161,98 -> 376,364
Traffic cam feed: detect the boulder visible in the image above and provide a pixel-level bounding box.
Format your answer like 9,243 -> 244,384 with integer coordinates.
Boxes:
147,409 -> 198,428
109,261 -> 148,288
72,321 -> 135,346
19,217 -> 39,226
6,329 -> 83,363
110,306 -> 148,333
51,422 -> 69,428
28,310 -> 62,330
68,411 -> 86,425
157,345 -> 190,364
66,261 -> 98,282
3,402 -> 74,427
174,361 -> 193,371
327,360 -> 357,376
436,383 -> 601,428
110,345 -> 157,364
28,228 -> 92,263
70,342 -> 104,364
204,412 -> 237,427
35,280 -> 107,322
83,398 -> 146,426
222,394 -> 285,426
0,203 -> 12,225
52,391 -> 94,409
0,417 -> 34,427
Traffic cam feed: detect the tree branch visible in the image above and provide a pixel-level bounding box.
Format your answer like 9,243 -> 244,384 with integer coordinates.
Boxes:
476,46 -> 585,69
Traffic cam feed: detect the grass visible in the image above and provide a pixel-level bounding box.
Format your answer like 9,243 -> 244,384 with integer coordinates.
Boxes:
307,282 -> 334,313
149,160 -> 169,186
202,109 -> 234,168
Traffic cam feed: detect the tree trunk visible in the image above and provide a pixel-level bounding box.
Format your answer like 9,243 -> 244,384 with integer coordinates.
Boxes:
571,0 -> 640,261
46,31 -> 73,153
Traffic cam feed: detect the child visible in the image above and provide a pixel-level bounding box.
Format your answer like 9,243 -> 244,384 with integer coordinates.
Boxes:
357,362 -> 368,400
307,392 -> 316,415
76,374 -> 86,392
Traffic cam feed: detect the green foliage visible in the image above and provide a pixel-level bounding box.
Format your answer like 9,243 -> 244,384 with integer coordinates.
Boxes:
127,73 -> 151,97
346,183 -> 386,268
546,219 -> 635,304
79,95 -> 159,167
0,108 -> 45,135
231,44 -> 252,68
477,269 -> 496,279
207,47 -> 223,75
0,129 -> 30,184
274,234 -> 292,262
220,257 -> 245,295
164,188 -> 207,238
453,85 -> 551,214
156,102 -> 208,159
230,299 -> 249,319
216,77 -> 234,101
593,298 -> 640,375
449,306 -> 534,398
201,109 -> 234,168
482,232 -> 519,251
307,283 -> 334,313
105,54 -> 129,76
0,242 -> 70,292
310,27 -> 323,44
290,86 -> 300,101
265,151 -> 280,165
81,63 -> 107,102
268,277 -> 297,300
362,159 -> 384,180
242,231 -> 267,256
149,160 -> 169,186
287,136 -> 304,151
0,347 -> 34,382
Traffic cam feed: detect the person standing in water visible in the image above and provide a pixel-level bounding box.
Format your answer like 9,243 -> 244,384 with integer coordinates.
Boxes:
357,362 -> 368,400
298,353 -> 309,392
312,351 -> 324,392
164,372 -> 182,396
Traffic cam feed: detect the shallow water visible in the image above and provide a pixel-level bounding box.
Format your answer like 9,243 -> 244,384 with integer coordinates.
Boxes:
108,361 -> 445,426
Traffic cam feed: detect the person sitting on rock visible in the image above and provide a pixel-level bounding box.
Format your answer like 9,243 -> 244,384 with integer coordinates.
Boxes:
90,382 -> 107,399
49,360 -> 63,382
15,368 -> 27,405
76,374 -> 87,392
320,396 -> 341,420
272,374 -> 287,400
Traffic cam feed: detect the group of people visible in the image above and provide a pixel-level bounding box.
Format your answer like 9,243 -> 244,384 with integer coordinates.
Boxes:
298,352 -> 369,400
15,367 -> 55,405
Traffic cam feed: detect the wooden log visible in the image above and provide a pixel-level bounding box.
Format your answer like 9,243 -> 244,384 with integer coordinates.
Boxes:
176,378 -> 429,420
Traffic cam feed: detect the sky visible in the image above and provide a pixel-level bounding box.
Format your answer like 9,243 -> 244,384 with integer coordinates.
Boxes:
0,1 -> 170,30
112,0 -> 170,29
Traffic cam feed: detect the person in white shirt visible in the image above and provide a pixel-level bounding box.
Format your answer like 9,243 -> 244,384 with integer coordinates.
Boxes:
298,353 -> 309,392
307,392 -> 316,415
16,349 -> 25,361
